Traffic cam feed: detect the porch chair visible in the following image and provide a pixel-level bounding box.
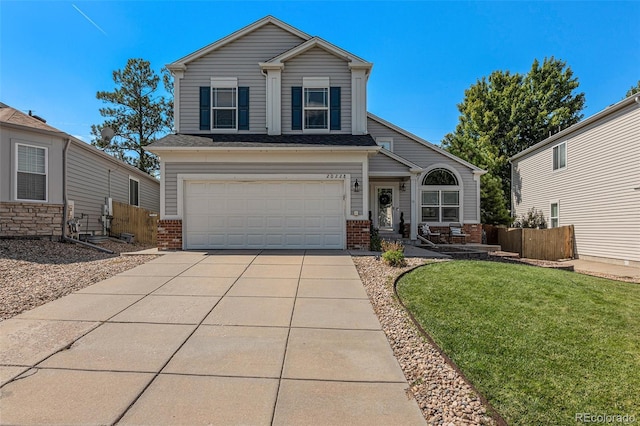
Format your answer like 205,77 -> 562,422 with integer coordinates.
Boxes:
417,224 -> 441,247
449,222 -> 469,244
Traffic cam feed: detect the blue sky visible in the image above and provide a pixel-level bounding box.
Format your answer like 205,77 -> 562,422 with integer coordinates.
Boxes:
1,1 -> 638,145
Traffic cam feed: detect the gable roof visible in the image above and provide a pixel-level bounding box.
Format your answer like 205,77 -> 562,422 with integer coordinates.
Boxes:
510,94 -> 640,162
377,149 -> 423,172
167,16 -> 311,70
261,37 -> 372,71
366,112 -> 486,173
0,103 -> 63,134
147,133 -> 379,151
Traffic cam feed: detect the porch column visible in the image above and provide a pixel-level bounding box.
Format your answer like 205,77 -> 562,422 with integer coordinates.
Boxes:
410,174 -> 418,240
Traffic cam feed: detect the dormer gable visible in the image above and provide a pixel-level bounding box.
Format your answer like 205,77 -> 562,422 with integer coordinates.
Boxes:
167,15 -> 311,72
167,16 -> 372,136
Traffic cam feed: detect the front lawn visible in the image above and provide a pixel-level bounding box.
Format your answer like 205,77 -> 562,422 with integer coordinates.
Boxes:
396,261 -> 640,425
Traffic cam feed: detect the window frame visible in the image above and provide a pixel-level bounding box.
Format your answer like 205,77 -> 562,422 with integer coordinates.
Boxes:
15,142 -> 48,202
209,77 -> 238,132
129,176 -> 140,207
419,167 -> 462,224
376,137 -> 393,152
552,141 -> 567,171
302,77 -> 330,133
550,201 -> 559,228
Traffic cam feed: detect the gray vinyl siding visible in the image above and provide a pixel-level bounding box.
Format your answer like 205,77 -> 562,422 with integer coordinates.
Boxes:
367,118 -> 479,222
282,46 -> 352,134
67,143 -> 159,234
0,127 -> 64,204
369,152 -> 411,173
164,162 -> 363,215
179,23 -> 305,133
512,102 -> 640,263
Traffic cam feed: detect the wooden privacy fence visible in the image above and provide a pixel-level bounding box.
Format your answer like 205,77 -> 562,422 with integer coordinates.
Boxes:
497,225 -> 575,261
111,201 -> 158,245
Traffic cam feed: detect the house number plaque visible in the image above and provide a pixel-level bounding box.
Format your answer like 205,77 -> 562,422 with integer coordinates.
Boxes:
326,174 -> 346,179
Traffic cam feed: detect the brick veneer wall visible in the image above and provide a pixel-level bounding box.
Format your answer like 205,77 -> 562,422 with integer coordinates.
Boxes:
346,220 -> 370,250
0,202 -> 63,239
157,219 -> 182,250
425,224 -> 482,244
462,224 -> 482,244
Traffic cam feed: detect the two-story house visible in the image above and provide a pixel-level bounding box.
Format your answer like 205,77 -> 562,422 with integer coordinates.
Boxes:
148,16 -> 484,250
511,94 -> 640,267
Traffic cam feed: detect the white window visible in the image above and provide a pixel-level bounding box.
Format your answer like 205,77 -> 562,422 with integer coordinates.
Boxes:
550,202 -> 559,228
303,77 -> 329,131
376,137 -> 393,152
210,77 -> 238,130
16,143 -> 47,201
129,177 -> 140,206
420,168 -> 460,223
553,142 -> 566,171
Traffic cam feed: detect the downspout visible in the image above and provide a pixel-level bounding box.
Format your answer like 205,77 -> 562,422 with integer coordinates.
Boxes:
61,138 -> 114,254
62,138 -> 71,239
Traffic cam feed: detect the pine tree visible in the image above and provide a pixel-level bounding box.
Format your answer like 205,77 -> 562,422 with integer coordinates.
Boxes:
91,58 -> 173,175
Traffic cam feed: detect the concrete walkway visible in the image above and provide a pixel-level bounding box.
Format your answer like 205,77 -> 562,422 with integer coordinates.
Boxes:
0,250 -> 426,425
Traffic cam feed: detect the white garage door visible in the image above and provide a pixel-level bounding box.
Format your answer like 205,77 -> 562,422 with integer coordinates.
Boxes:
184,180 -> 346,249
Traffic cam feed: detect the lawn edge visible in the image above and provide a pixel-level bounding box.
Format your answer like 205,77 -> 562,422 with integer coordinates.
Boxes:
393,261 -> 508,426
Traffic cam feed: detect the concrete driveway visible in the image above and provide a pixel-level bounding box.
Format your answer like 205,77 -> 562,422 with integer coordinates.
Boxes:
0,250 -> 425,425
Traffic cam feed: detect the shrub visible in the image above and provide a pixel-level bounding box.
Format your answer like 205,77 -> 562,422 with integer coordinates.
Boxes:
382,249 -> 406,267
512,207 -> 547,229
381,240 -> 404,253
370,227 -> 382,252
381,240 -> 406,267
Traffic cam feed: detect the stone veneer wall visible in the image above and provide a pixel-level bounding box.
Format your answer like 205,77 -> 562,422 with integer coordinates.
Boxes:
157,219 -> 182,250
346,220 -> 371,250
0,202 -> 64,239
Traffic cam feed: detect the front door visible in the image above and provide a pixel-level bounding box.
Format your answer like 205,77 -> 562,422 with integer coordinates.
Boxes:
376,187 -> 394,231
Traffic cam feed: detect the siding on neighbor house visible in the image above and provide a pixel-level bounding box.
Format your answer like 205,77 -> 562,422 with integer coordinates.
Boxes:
0,126 -> 65,204
367,118 -> 479,223
281,46 -> 352,134
512,102 -> 640,263
178,23 -> 305,133
67,142 -> 160,234
164,162 -> 363,216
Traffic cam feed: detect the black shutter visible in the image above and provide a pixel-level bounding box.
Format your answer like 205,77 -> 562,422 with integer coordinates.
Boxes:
199,87 -> 210,130
330,86 -> 341,130
238,87 -> 249,130
291,86 -> 302,130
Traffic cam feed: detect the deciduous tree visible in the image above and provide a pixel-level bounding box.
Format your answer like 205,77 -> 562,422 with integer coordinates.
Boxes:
442,57 -> 585,224
625,80 -> 640,97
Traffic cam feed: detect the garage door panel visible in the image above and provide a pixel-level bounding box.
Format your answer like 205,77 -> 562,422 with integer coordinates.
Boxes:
185,180 -> 345,249
247,216 -> 265,228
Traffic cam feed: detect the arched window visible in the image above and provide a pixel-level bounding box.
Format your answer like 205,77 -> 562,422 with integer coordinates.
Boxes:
422,168 -> 458,186
421,168 -> 460,223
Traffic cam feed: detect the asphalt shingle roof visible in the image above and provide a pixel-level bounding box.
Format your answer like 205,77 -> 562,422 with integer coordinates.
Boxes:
149,133 -> 378,148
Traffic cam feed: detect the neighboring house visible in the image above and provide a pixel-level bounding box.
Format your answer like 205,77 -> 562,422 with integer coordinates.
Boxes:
0,103 -> 160,239
511,94 -> 640,267
148,16 -> 484,251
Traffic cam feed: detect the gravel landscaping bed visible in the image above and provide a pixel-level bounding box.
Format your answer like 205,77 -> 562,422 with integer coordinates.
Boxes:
352,256 -> 497,426
0,239 -> 158,320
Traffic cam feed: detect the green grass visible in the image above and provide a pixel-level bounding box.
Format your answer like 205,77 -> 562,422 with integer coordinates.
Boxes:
396,261 -> 640,425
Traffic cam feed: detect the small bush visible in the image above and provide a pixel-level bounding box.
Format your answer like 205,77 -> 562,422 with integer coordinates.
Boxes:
512,207 -> 547,229
381,240 -> 404,253
382,249 -> 406,267
370,227 -> 382,251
